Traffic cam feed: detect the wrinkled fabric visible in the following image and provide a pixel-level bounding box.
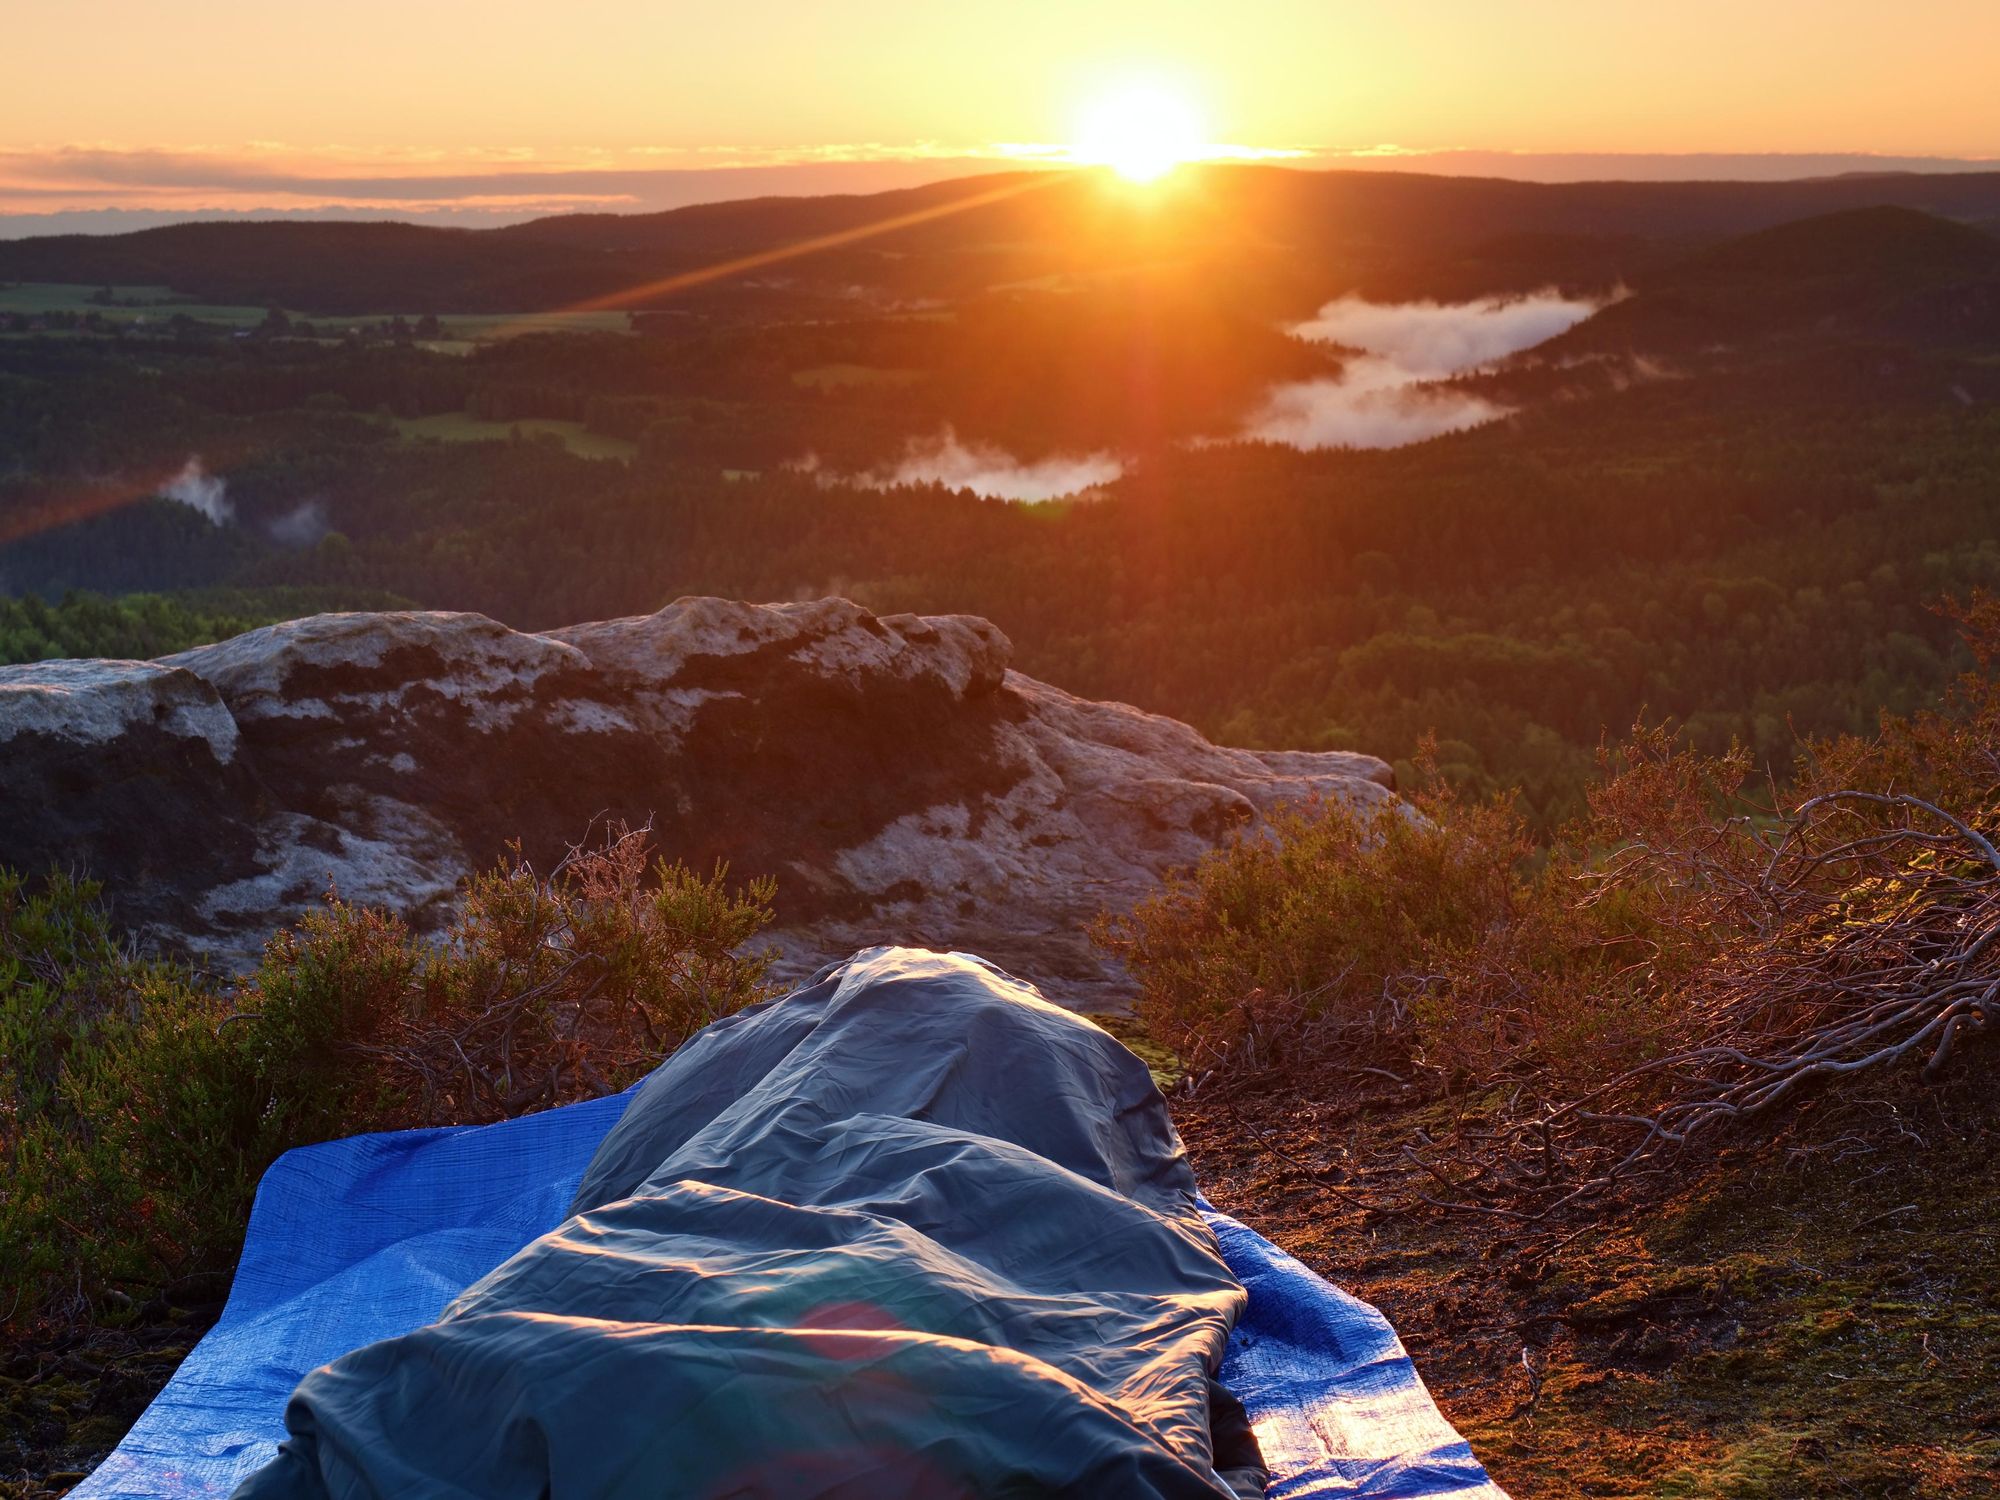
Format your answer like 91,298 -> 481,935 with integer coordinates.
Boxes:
75,947 -> 1507,1500
233,948 -> 1255,1499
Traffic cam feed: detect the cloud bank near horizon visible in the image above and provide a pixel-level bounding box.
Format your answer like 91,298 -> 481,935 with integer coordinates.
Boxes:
5,143 -> 1999,237
0,147 -> 1039,236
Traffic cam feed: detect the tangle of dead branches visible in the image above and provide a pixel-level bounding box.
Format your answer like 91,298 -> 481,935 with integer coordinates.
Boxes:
1135,595 -> 2000,1223
1411,777 -> 2000,1219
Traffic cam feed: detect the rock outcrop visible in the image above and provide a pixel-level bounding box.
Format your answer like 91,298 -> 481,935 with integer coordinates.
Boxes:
0,598 -> 1393,1007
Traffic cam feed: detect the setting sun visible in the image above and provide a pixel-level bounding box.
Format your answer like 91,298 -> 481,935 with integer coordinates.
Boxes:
1072,78 -> 1207,182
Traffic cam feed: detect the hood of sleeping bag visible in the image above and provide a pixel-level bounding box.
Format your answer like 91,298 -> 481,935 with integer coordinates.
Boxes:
232,947 -> 1267,1500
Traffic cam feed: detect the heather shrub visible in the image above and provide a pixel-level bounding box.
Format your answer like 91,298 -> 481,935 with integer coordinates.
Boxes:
0,873 -> 333,1332
1093,767 -> 1543,1076
353,824 -> 780,1123
1103,598 -> 2000,1210
1,825 -> 777,1332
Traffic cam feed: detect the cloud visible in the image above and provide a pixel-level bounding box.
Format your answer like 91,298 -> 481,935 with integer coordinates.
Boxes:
0,144 -> 1059,228
267,498 -> 330,547
1292,148 -> 2000,182
1240,290 -> 1609,450
1242,362 -> 1509,451
1290,291 -> 1607,376
874,430 -> 1123,501
158,457 -> 232,525
0,206 -> 560,238
808,428 -> 1122,502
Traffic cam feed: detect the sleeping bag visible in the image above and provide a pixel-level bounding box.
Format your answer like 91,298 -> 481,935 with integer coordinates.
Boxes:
231,947 -> 1268,1499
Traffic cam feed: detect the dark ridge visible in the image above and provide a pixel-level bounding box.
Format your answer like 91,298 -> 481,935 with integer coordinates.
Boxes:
1540,206 -> 2000,355
9,166 -> 2000,315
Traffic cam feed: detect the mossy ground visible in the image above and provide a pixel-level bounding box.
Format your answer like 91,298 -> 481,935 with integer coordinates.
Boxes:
1175,1065 -> 2000,1499
1,1318 -> 207,1498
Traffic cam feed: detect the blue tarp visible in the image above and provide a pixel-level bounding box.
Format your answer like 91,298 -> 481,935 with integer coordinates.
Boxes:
77,968 -> 1505,1500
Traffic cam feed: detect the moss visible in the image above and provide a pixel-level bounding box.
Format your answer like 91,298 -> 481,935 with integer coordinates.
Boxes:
1094,1013 -> 1184,1092
0,1326 -> 199,1497
1564,1264 -> 1714,1326
62,1417 -> 127,1451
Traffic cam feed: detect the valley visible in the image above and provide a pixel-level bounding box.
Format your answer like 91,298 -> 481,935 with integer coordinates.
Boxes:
7,173 -> 2000,828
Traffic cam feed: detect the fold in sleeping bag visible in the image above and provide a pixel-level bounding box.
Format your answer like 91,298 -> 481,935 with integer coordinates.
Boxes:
233,947 -> 1270,1499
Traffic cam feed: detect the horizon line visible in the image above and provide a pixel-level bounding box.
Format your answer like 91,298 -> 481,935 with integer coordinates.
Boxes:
7,149 -> 2000,241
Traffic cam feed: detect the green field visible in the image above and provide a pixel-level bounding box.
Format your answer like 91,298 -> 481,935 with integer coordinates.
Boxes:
388,412 -> 638,461
0,282 -> 270,331
0,284 -> 633,344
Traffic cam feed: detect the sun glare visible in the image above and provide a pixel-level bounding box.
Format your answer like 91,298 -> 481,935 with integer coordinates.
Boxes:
1072,80 -> 1206,183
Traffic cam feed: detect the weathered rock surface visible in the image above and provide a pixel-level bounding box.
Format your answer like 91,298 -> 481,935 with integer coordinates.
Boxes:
0,658 -> 269,904
0,598 -> 1393,1007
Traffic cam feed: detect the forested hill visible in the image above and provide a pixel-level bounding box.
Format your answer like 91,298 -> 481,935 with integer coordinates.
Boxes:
1548,205 -> 2000,353
10,166 -> 2000,313
7,198 -> 2000,833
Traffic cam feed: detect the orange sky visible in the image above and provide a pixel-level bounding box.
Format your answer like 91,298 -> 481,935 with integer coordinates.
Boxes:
5,1 -> 1999,222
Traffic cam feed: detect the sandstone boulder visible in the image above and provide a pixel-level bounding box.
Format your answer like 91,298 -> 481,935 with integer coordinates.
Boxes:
2,599 -> 1394,1006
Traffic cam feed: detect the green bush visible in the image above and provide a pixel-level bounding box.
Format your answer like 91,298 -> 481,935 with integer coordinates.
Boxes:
313,824 -> 781,1124
0,872 -> 329,1331
0,826 -> 778,1334
1094,766 -> 1551,1075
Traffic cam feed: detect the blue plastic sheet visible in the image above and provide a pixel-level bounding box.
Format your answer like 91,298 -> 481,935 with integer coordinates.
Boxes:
77,1084 -> 1505,1499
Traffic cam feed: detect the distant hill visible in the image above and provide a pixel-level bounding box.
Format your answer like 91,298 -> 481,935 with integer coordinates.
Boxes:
1545,205 -> 2000,355
8,167 -> 2000,316
1682,204 -> 2000,279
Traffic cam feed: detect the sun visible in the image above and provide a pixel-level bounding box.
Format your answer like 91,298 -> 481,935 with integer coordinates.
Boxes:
1072,79 -> 1206,184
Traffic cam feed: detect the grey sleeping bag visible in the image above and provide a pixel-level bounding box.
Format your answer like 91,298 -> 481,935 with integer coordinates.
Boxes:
233,947 -> 1265,1499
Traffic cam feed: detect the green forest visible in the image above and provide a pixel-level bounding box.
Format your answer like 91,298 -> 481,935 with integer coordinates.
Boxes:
8,189 -> 2000,828
8,337 -> 1998,828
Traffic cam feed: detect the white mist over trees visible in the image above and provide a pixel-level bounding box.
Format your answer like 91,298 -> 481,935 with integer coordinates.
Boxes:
804,427 -> 1124,502
158,456 -> 232,525
1242,290 -> 1608,450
